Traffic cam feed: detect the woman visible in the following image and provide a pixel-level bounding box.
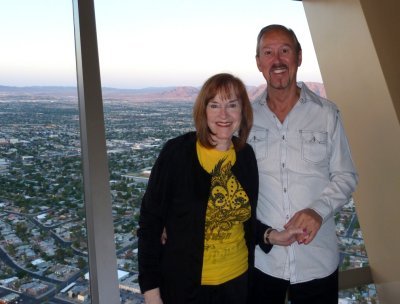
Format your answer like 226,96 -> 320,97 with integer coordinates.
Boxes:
138,73 -> 300,304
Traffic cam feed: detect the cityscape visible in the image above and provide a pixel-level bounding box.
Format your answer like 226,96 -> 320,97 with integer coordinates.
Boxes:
0,86 -> 377,303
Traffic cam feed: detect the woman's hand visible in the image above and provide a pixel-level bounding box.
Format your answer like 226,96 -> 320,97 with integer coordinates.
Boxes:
284,208 -> 323,245
268,227 -> 304,246
160,227 -> 167,245
144,288 -> 163,304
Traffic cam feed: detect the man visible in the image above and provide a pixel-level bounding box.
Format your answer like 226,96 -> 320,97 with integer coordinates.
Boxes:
248,24 -> 358,304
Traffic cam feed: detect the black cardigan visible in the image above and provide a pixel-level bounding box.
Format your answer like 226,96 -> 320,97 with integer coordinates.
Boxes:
138,132 -> 262,303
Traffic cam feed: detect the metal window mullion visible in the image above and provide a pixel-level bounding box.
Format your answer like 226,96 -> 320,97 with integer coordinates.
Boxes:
72,0 -> 120,303
339,266 -> 373,290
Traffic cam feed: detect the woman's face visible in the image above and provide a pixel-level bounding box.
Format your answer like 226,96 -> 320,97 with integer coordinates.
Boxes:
206,89 -> 242,150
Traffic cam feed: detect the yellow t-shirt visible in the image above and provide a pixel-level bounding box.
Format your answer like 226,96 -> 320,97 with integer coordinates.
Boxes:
196,141 -> 251,285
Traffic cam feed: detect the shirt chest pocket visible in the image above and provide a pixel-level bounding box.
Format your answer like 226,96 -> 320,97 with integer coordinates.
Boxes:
300,130 -> 328,164
249,129 -> 268,160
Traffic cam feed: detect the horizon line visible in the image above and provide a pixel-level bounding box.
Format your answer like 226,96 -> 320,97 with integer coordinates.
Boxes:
0,80 -> 324,91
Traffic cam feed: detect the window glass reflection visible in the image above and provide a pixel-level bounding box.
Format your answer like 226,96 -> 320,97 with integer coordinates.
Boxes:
0,1 -> 91,303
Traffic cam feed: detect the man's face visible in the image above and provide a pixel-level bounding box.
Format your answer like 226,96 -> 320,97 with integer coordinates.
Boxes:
256,29 -> 302,90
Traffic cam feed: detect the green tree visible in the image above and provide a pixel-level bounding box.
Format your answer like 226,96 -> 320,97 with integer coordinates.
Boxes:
55,248 -> 66,263
6,244 -> 16,256
77,257 -> 87,269
15,222 -> 28,239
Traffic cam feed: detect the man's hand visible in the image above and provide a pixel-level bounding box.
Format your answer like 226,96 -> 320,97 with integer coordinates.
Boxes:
144,288 -> 163,304
284,208 -> 322,245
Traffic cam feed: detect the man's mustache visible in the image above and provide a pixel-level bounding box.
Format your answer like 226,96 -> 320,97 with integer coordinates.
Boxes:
270,64 -> 288,71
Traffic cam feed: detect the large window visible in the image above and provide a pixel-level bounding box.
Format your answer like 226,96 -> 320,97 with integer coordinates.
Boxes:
93,1 -> 375,303
0,1 -> 91,303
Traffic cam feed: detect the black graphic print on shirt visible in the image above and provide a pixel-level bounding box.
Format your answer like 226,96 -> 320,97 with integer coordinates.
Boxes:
204,159 -> 250,241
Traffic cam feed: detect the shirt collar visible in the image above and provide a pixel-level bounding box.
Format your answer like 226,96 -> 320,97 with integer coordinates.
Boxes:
255,81 -> 323,107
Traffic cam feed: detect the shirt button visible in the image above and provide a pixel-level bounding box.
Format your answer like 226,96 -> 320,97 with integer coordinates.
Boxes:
283,188 -> 287,193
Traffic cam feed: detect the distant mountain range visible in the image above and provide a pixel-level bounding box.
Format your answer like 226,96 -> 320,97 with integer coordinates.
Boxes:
0,82 -> 326,102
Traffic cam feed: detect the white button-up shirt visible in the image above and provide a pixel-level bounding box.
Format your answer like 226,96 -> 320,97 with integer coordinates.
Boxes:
249,82 -> 358,283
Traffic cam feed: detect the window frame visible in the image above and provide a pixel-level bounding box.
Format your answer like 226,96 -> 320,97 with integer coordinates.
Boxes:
72,0 -> 120,303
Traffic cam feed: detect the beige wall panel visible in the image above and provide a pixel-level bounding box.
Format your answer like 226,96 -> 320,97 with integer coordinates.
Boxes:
360,0 -> 400,121
303,0 -> 400,303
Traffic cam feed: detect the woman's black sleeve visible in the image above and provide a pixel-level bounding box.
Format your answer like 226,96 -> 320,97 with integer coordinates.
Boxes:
137,141 -> 173,293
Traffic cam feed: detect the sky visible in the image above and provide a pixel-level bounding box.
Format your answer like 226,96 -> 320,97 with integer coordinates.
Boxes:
0,0 -> 322,89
